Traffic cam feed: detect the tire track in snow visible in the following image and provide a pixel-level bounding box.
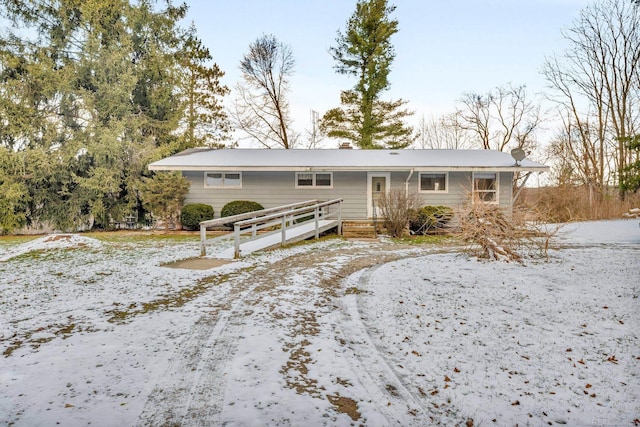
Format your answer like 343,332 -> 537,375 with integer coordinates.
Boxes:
136,272 -> 257,427
136,247 -> 349,426
333,262 -> 440,425
137,243 -> 433,426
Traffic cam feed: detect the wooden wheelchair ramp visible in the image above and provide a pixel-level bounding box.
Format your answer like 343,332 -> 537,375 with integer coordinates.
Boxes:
198,199 -> 343,259
217,218 -> 339,259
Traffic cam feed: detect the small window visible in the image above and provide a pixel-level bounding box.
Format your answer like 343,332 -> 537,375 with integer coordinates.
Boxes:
474,172 -> 498,202
224,173 -> 241,187
204,172 -> 242,188
205,172 -> 223,187
315,173 -> 332,186
295,172 -> 333,188
420,173 -> 447,192
297,173 -> 313,186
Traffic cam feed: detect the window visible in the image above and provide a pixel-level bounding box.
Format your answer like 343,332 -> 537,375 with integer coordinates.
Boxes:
204,172 -> 242,188
315,173 -> 332,187
224,173 -> 241,187
420,173 -> 447,192
297,173 -> 313,186
296,172 -> 333,188
473,172 -> 498,202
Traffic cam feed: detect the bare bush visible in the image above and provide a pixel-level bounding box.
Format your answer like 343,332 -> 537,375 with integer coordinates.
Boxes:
456,199 -> 559,263
377,189 -> 421,238
521,186 -> 640,222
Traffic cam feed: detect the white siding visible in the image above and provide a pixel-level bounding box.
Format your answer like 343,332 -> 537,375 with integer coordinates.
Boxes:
183,170 -> 515,220
184,171 -> 368,219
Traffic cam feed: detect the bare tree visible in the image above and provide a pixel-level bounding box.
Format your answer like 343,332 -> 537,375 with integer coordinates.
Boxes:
543,0 -> 640,198
233,34 -> 297,148
457,83 -> 542,153
543,105 -> 616,198
414,113 -> 470,149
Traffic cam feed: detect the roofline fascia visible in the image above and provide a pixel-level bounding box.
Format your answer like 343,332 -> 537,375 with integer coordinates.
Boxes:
149,165 -> 549,173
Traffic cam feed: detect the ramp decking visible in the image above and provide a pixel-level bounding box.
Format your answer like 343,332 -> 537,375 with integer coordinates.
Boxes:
199,199 -> 343,258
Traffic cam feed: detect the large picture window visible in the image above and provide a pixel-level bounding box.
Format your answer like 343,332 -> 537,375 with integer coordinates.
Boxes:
419,173 -> 447,192
296,172 -> 332,188
473,172 -> 498,202
204,172 -> 242,188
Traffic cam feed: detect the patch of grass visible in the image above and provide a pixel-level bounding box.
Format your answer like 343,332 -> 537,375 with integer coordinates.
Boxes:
3,322 -> 76,357
86,231 -> 199,244
0,235 -> 39,247
9,249 -> 45,261
10,247 -> 83,262
3,340 -> 23,357
327,394 -> 361,421
106,267 -> 255,323
345,287 -> 367,295
280,233 -> 344,250
392,234 -> 453,245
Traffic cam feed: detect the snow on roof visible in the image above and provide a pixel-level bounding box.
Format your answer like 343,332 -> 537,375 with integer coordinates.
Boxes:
148,148 -> 549,172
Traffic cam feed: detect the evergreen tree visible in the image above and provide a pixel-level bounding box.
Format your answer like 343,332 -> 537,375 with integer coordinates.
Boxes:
0,147 -> 29,233
0,0 -> 225,231
177,24 -> 230,150
138,171 -> 189,231
321,0 -> 413,149
620,135 -> 640,192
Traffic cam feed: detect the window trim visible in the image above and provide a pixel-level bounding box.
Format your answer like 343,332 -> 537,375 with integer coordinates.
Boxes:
203,171 -> 243,189
419,172 -> 449,193
295,171 -> 333,189
472,171 -> 499,203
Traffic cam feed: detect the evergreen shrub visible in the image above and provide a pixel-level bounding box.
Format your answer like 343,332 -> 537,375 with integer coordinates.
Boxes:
221,200 -> 264,218
181,203 -> 214,230
409,205 -> 454,234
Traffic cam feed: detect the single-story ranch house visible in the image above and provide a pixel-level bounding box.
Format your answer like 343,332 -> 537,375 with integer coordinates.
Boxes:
148,147 -> 548,220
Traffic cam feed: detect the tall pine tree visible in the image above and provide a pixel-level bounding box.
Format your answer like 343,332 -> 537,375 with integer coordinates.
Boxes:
321,0 -> 413,149
177,24 -> 230,150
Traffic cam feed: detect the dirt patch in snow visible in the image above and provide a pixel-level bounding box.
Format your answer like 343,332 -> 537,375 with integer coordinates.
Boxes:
162,257 -> 233,270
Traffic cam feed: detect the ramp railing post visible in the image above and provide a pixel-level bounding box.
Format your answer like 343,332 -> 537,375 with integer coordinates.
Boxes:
338,200 -> 342,235
281,215 -> 287,246
315,206 -> 320,239
200,223 -> 207,256
234,223 -> 241,258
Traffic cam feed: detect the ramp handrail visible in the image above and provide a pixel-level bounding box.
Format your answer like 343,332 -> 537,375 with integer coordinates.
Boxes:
232,198 -> 342,258
199,200 -> 319,256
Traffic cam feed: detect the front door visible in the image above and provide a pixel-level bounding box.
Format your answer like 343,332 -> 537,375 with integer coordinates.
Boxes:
367,173 -> 390,218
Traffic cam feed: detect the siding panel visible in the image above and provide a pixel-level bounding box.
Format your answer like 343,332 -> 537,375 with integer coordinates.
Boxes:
184,171 -> 368,219
183,170 -> 514,220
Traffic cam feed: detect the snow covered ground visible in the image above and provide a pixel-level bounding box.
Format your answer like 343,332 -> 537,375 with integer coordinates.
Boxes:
0,220 -> 638,426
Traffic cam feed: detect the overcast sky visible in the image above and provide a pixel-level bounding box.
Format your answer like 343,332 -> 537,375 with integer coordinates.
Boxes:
183,0 -> 589,140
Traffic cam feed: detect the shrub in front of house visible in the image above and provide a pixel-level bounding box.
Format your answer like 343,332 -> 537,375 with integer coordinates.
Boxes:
221,200 -> 265,218
409,205 -> 454,235
181,203 -> 214,230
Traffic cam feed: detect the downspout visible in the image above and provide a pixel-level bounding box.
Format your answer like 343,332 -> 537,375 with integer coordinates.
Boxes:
405,169 -> 415,196
513,171 -> 533,204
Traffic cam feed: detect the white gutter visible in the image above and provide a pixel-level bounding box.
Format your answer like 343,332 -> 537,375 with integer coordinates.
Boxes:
513,171 -> 533,203
405,169 -> 414,196
148,165 -> 549,173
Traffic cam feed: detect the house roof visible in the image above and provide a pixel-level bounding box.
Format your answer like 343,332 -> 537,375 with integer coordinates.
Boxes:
148,148 -> 549,172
